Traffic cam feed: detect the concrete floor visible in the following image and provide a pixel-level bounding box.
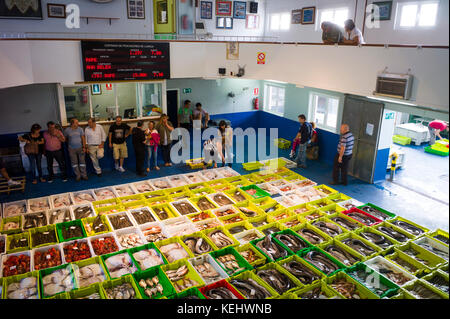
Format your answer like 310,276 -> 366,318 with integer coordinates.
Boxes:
1,138 -> 448,232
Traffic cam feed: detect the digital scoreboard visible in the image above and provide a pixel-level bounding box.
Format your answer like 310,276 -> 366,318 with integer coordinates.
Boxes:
81,41 -> 170,81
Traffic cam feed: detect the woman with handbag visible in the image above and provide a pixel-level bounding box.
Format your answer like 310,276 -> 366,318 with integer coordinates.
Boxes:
19,123 -> 46,184
145,121 -> 160,172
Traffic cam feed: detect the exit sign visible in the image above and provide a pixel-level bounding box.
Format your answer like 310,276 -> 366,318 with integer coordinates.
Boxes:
183,88 -> 192,94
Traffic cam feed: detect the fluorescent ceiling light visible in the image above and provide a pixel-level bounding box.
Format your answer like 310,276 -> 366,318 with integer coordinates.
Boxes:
266,79 -> 287,84
366,96 -> 417,106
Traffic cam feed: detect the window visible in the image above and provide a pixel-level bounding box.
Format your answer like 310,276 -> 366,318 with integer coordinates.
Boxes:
63,86 -> 91,122
91,83 -> 117,121
270,13 -> 290,31
264,84 -> 285,115
318,7 -> 349,29
396,1 -> 439,28
309,93 -> 340,132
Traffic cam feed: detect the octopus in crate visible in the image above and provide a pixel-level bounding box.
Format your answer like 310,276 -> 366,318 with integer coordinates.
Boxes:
324,245 -> 359,267
208,230 -> 234,248
3,203 -> 26,217
48,209 -> 72,224
212,194 -> 233,206
186,174 -> 203,184
256,236 -> 288,261
133,249 -> 164,270
297,228 -> 326,245
131,209 -> 155,225
139,276 -> 164,298
105,283 -> 137,299
152,179 -> 171,190
42,267 -> 74,296
165,265 -> 199,293
73,192 -> 95,204
183,237 -> 212,255
134,182 -> 155,193
94,188 -> 116,200
28,198 -> 50,213
72,205 -> 94,220
229,278 -> 272,299
256,268 -> 295,295
104,253 -> 138,278
196,197 -> 216,211
159,243 -> 190,263
23,212 -> 47,229
75,263 -> 107,288
115,185 -> 135,197
194,260 -> 222,283
141,225 -> 166,242
52,194 -> 71,208
6,276 -> 38,299
117,232 -> 144,249
173,202 -> 198,215
282,261 -> 320,285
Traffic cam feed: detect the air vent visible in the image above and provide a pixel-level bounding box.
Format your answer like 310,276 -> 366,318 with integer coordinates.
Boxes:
374,73 -> 413,100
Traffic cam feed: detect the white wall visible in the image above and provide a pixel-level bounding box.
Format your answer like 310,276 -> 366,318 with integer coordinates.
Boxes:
0,40 -> 448,112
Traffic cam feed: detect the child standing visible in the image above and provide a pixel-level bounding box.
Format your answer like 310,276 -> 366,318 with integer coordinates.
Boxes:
202,137 -> 223,169
145,121 -> 160,171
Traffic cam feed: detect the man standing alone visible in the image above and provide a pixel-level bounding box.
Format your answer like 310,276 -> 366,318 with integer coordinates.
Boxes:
294,114 -> 312,169
64,118 -> 88,181
332,124 -> 354,186
85,117 -> 106,177
108,116 -> 131,172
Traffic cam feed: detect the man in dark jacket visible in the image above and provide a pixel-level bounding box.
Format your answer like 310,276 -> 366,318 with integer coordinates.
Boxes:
132,121 -> 147,177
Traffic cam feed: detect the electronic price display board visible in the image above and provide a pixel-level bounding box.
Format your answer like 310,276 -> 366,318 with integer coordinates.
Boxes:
81,41 -> 170,81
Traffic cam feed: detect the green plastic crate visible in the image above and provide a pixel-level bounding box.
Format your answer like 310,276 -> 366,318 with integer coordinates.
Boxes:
428,229 -> 449,247
293,280 -> 340,299
161,259 -> 206,294
272,228 -> 312,254
297,246 -> 346,277
29,225 -> 58,249
228,270 -> 279,299
318,239 -> 365,268
56,220 -> 87,243
169,287 -> 206,299
101,274 -> 142,299
425,145 -> 449,156
39,263 -> 77,298
210,246 -> 253,277
69,282 -> 106,299
2,270 -> 40,300
101,250 -> 139,279
255,262 -> 305,294
422,271 -> 449,297
235,243 -> 267,267
357,203 -> 396,221
71,256 -> 110,288
1,215 -> 22,235
345,262 -> 400,298
81,215 -> 112,237
324,271 -> 380,299
240,185 -> 270,199
385,251 -> 429,276
393,135 -> 411,145
335,232 -> 383,260
127,242 -> 168,272
6,231 -> 30,254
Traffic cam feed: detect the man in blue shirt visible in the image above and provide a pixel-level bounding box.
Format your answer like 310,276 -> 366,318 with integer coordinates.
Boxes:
332,124 -> 354,186
294,114 -> 312,168
64,118 -> 88,181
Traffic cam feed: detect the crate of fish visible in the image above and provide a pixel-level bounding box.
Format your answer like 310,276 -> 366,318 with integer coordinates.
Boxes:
337,198 -> 365,211
309,217 -> 350,239
335,232 -> 383,261
1,215 -> 22,235
92,198 -> 120,210
128,243 -> 167,272
364,255 -> 416,287
150,204 -> 180,221
425,144 -> 449,156
225,220 -> 254,236
297,247 -> 346,277
232,228 -> 265,246
115,227 -> 147,251
204,227 -> 240,251
2,270 -> 40,299
190,187 -> 215,198
93,187 -> 118,201
242,161 -> 264,171
293,280 -> 340,299
308,198 -> 335,210
357,203 -> 396,221
395,242 -> 447,271
69,282 -> 106,299
146,196 -> 172,208
413,235 -> 449,261
250,234 -> 293,263
141,189 -> 168,200
318,239 -> 365,268
113,184 -> 137,197
49,193 -> 73,210
129,207 -> 158,226
45,208 -> 72,226
133,264 -> 176,299
56,220 -> 86,243
21,211 -> 48,231
324,271 -> 380,299
32,243 -> 64,271
39,263 -> 76,298
170,190 -> 195,203
291,222 -> 333,246
199,279 -> 245,299
210,246 -> 253,277
235,243 -> 267,268
289,203 -> 315,216
122,200 -> 147,212
345,262 -> 400,298
1,250 -> 33,278
72,203 -> 96,220
29,225 -> 59,249
314,185 -> 339,197
427,229 -> 449,247
71,256 -> 109,288
387,216 -> 429,238
189,254 -> 230,286
402,278 -> 449,299
271,229 -> 312,255
193,218 -> 222,233
26,196 -> 51,214
101,250 -> 139,279
373,221 -> 416,244
187,210 -> 215,224
101,273 -> 142,299
0,234 -> 5,255
168,286 -> 206,299
2,200 -> 27,218
88,232 -> 120,257
162,259 -> 206,294
61,239 -> 93,264
240,185 -> 270,200
249,196 -> 277,209
70,190 -> 97,206
155,237 -> 195,264
170,199 -> 200,217
6,231 -> 30,254
82,215 -> 112,237
278,214 -> 306,229
228,270 -> 279,299
235,202 -> 266,220
318,203 -> 348,216
219,212 -> 248,227
343,208 -> 383,227
421,270 -> 449,297
258,201 -> 286,216
385,250 -> 430,277
276,254 -> 325,288
256,221 -> 286,238
254,262 -> 304,295
105,211 -> 135,232
354,226 -> 402,252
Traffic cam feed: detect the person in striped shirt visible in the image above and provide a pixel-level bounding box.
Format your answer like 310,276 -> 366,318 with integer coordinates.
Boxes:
332,124 -> 354,186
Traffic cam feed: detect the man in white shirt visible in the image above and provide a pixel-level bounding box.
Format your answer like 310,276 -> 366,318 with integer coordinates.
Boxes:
85,117 -> 106,177
343,19 -> 365,45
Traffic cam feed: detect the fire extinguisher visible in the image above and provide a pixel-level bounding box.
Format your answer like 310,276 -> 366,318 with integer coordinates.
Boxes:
253,97 -> 259,110
79,88 -> 88,104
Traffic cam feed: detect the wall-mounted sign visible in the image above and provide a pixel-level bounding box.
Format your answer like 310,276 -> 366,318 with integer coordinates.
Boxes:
254,88 -> 259,96
257,52 -> 266,65
385,112 -> 395,119
183,88 -> 192,94
91,84 -> 101,95
81,41 -> 170,81
105,83 -> 113,90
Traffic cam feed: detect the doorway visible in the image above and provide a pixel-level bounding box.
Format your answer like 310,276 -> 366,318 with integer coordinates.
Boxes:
166,89 -> 179,125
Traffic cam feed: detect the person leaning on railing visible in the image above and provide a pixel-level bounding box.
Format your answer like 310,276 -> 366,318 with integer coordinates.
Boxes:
321,22 -> 345,44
